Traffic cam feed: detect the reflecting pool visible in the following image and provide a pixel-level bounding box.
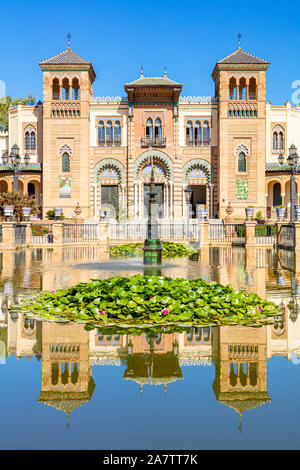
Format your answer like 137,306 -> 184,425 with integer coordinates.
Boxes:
0,246 -> 300,449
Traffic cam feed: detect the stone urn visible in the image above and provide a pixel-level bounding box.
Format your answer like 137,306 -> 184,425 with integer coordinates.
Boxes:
73,202 -> 83,223
224,203 -> 233,223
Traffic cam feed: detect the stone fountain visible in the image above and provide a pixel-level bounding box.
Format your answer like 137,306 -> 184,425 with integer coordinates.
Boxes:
143,157 -> 163,267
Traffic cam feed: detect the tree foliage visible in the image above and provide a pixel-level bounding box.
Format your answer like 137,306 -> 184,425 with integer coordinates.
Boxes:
0,191 -> 38,221
0,95 -> 36,132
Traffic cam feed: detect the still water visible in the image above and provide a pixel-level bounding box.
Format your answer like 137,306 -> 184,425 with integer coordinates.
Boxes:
0,246 -> 299,450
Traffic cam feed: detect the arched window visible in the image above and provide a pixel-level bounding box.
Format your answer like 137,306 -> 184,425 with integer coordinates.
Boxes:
186,121 -> 193,146
203,121 -> 210,144
239,77 -> 247,100
24,129 -> 36,150
98,121 -> 105,145
155,118 -> 163,138
229,77 -> 237,100
273,131 -> 278,150
106,121 -> 113,146
249,77 -> 257,100
98,120 -> 122,146
62,77 -> 70,100
114,120 -> 121,146
52,78 -> 60,100
146,118 -> 154,138
72,77 -> 80,100
62,152 -> 70,172
279,131 -> 284,150
238,151 -> 246,172
30,131 -> 36,150
194,121 -> 202,145
25,131 -> 30,150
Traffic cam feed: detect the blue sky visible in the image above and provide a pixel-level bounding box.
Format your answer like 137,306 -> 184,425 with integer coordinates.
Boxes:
2,0 -> 300,104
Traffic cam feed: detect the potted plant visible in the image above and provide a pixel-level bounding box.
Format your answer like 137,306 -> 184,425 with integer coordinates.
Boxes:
295,204 -> 300,220
245,206 -> 254,220
202,205 -> 208,219
276,205 -> 285,219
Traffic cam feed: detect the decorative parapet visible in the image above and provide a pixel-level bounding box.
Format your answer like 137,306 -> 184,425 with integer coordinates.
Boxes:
0,163 -> 42,171
179,96 -> 218,104
91,96 -> 127,104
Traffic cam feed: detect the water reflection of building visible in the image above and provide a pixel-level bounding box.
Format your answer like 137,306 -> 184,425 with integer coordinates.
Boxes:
123,333 -> 182,394
38,322 -> 95,427
213,325 -> 270,430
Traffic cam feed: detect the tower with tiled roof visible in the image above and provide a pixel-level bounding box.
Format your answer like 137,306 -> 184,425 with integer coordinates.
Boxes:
212,36 -> 270,218
39,35 -> 96,218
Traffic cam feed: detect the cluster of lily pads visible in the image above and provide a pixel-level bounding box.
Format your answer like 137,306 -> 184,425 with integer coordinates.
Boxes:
11,274 -> 279,327
110,242 -> 197,258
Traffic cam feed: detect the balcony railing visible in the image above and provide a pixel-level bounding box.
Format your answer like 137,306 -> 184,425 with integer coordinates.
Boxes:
98,139 -> 121,147
141,137 -> 167,147
185,139 -> 211,148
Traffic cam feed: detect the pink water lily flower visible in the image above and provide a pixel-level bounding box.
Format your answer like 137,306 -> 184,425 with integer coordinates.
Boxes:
162,308 -> 169,316
51,289 -> 56,293
99,311 -> 106,315
162,326 -> 169,330
257,307 -> 263,312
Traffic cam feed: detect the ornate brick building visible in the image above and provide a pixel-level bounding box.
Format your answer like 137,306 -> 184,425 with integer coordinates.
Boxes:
4,40 -> 300,220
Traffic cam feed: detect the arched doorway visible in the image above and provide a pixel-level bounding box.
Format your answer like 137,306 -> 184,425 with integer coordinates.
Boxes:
141,161 -> 167,219
94,159 -> 126,220
0,180 -> 8,194
134,149 -> 173,220
273,182 -> 282,206
183,159 -> 213,218
28,182 -> 36,197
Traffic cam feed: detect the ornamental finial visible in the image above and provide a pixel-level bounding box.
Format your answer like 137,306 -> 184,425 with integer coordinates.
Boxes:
237,32 -> 242,50
140,65 -> 144,77
67,32 -> 71,49
164,65 -> 167,78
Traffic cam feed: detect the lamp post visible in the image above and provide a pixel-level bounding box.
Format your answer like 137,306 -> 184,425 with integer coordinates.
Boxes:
2,144 -> 30,192
278,144 -> 299,222
184,185 -> 193,238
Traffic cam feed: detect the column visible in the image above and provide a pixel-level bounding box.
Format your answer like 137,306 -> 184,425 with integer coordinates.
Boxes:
134,181 -> 138,219
165,182 -> 169,219
1,222 -> 16,250
93,183 -> 98,219
52,222 -> 63,245
210,183 -> 214,219
25,223 -> 32,245
182,185 -> 186,218
170,181 -> 173,219
138,181 -> 142,218
245,220 -> 257,248
294,221 -> 300,251
121,184 -> 125,210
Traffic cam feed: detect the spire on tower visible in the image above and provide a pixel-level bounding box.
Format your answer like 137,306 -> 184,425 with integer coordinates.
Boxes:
237,32 -> 242,50
67,32 -> 71,49
140,65 -> 144,77
164,66 -> 167,78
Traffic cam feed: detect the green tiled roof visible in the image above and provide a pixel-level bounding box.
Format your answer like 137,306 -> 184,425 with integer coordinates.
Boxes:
0,163 -> 41,172
125,76 -> 182,87
265,163 -> 300,171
